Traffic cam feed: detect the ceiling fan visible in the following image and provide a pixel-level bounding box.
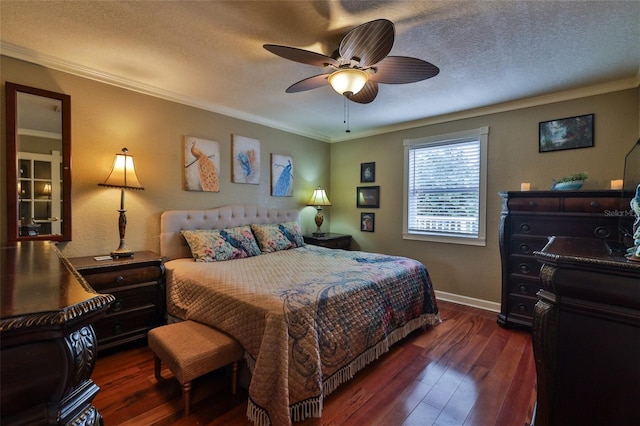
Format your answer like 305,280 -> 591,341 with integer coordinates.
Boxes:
264,19 -> 440,104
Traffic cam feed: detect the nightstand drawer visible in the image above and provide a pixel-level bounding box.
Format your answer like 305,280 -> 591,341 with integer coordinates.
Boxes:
94,308 -> 157,343
107,285 -> 157,314
304,233 -> 352,249
82,265 -> 162,290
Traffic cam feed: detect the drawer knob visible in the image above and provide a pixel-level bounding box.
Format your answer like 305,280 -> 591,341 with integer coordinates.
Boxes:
594,226 -> 611,239
518,263 -> 530,274
518,303 -> 527,312
520,223 -> 531,233
115,275 -> 124,284
590,201 -> 600,208
519,244 -> 530,254
518,284 -> 529,294
112,323 -> 123,335
111,300 -> 123,312
528,201 -> 538,208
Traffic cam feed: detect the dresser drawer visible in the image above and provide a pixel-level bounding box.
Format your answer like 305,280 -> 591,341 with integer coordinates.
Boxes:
107,285 -> 157,314
509,256 -> 542,276
507,294 -> 538,320
508,197 -> 560,212
93,308 -> 157,342
82,265 -> 162,290
511,236 -> 549,255
511,216 -> 618,240
509,276 -> 541,298
563,197 -> 629,213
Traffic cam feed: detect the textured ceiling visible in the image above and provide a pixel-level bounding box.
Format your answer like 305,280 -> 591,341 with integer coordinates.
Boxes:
1,1 -> 639,142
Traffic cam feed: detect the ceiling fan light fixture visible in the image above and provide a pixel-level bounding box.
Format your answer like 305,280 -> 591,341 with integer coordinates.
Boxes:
328,69 -> 368,96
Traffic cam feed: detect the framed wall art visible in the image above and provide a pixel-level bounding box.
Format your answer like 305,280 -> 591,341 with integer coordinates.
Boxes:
360,162 -> 375,182
232,134 -> 260,184
183,136 -> 220,192
361,212 -> 375,232
539,113 -> 594,153
271,153 -> 293,197
356,186 -> 380,208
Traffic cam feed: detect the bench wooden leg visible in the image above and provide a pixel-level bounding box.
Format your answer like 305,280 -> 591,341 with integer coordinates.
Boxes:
153,355 -> 162,380
182,381 -> 192,416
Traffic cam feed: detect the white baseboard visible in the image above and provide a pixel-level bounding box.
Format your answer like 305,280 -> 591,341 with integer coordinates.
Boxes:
435,290 -> 500,313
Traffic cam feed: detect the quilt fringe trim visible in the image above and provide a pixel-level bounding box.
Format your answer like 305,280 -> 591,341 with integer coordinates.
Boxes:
322,312 -> 440,397
245,312 -> 441,426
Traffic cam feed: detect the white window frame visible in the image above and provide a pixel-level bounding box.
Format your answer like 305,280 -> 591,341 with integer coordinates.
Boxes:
403,127 -> 488,246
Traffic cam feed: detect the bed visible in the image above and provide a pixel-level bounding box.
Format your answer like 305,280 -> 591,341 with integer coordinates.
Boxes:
160,204 -> 439,426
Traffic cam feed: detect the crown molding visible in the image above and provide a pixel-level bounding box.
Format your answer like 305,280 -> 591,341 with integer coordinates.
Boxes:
0,42 -> 331,142
331,73 -> 640,143
3,42 -> 636,145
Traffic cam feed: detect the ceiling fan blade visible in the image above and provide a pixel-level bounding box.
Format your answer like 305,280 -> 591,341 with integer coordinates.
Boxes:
264,44 -> 338,67
348,81 -> 378,104
285,74 -> 329,93
339,19 -> 394,67
370,56 -> 440,84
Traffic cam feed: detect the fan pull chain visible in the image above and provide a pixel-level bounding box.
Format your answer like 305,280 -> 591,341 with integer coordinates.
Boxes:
344,95 -> 351,133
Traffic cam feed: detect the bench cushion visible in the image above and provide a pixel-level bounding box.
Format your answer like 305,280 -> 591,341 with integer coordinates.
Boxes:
148,320 -> 244,384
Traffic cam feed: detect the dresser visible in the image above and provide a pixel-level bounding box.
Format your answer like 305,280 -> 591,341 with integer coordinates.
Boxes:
498,190 -> 633,328
69,251 -> 166,352
1,242 -> 114,425
532,237 -> 640,426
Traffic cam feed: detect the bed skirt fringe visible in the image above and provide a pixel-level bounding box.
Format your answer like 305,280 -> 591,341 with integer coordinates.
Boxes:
245,312 -> 440,426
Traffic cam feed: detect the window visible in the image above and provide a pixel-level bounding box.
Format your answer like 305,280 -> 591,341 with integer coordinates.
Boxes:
403,127 -> 488,246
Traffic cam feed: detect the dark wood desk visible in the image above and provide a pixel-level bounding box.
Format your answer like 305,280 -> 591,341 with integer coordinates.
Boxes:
1,242 -> 115,425
532,237 -> 640,426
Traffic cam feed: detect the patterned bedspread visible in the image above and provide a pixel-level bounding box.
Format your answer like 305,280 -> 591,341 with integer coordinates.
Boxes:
166,245 -> 439,426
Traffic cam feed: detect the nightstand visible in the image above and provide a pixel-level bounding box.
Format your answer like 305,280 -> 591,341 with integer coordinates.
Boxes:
69,251 -> 166,352
304,233 -> 352,250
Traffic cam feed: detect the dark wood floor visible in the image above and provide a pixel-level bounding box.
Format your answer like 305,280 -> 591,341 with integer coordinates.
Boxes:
92,301 -> 536,425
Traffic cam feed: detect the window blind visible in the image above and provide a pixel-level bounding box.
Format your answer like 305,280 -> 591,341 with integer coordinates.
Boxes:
407,139 -> 480,237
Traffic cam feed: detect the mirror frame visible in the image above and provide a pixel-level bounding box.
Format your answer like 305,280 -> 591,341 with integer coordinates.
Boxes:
6,82 -> 72,242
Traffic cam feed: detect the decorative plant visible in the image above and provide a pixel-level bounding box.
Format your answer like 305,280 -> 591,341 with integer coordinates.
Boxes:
557,172 -> 588,183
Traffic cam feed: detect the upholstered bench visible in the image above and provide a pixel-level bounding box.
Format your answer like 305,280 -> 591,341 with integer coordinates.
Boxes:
148,320 -> 244,416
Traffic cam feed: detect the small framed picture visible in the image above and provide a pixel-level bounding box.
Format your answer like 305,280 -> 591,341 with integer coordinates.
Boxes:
539,113 -> 594,153
360,162 -> 375,182
361,212 -> 375,232
356,186 -> 380,208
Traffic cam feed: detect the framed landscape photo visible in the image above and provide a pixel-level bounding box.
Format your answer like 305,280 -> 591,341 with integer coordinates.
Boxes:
356,186 -> 380,208
539,113 -> 594,153
360,162 -> 375,182
361,212 -> 375,232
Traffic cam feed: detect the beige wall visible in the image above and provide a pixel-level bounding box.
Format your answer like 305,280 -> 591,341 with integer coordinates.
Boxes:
1,57 -> 331,257
329,88 -> 639,303
2,56 -> 638,306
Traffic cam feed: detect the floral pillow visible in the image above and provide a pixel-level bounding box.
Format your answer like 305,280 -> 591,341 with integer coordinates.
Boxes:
181,226 -> 261,262
250,222 -> 305,253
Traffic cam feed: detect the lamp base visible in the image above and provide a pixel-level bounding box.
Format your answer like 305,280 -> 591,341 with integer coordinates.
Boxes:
312,232 -> 326,237
110,247 -> 134,259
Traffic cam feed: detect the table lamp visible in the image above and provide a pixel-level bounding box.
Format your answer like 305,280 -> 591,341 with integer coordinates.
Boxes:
99,148 -> 144,258
307,186 -> 332,237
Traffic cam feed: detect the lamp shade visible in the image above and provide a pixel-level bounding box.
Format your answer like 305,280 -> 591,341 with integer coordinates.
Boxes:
307,187 -> 332,207
99,148 -> 144,190
328,69 -> 368,96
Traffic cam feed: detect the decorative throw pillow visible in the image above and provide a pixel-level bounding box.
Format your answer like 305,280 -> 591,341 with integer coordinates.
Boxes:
181,226 -> 261,262
250,222 -> 305,253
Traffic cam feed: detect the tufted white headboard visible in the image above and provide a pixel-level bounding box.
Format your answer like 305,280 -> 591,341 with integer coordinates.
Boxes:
160,204 -> 300,260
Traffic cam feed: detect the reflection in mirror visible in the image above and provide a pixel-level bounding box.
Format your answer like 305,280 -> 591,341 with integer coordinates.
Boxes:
6,82 -> 71,242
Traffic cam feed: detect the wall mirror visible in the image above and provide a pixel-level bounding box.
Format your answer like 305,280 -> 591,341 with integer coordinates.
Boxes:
6,82 -> 72,242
